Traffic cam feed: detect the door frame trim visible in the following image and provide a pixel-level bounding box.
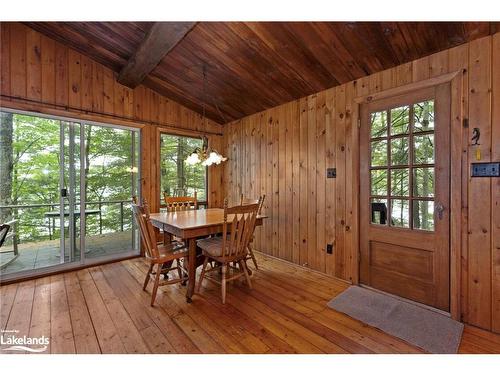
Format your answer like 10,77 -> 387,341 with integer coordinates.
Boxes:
355,71 -> 461,105
353,70 -> 465,321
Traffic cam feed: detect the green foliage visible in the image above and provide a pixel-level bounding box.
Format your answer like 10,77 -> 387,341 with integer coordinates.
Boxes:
159,134 -> 206,201
390,105 -> 410,135
369,100 -> 435,230
6,115 -> 61,242
370,111 -> 387,138
0,112 -> 139,244
81,124 -> 139,237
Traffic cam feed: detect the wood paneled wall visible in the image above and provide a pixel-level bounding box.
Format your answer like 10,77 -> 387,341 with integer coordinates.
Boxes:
1,22 -> 499,333
222,33 -> 500,333
0,22 -> 224,212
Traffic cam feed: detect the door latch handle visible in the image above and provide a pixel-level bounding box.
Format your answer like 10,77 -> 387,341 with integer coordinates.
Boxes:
435,203 -> 445,220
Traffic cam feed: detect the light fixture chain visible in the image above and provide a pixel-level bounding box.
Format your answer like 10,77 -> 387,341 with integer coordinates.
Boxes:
185,64 -> 227,166
202,64 -> 206,128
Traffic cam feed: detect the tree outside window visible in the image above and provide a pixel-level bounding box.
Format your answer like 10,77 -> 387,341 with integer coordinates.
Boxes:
159,134 -> 206,203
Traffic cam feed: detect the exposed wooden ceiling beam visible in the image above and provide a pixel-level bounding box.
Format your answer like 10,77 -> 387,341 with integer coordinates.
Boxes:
117,22 -> 196,88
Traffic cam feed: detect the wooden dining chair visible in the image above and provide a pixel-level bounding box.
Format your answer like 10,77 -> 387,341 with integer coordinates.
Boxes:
163,191 -> 198,211
132,196 -> 147,249
0,221 -> 19,270
163,191 -> 201,249
196,197 -> 262,304
0,224 -> 9,248
132,199 -> 189,306
239,194 -> 265,271
134,195 -> 185,247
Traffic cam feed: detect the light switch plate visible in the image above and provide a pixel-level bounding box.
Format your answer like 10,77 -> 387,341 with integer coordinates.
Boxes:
326,244 -> 333,254
471,162 -> 500,177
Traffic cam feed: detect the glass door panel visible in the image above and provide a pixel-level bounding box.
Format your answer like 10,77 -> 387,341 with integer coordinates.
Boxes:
0,112 -> 80,276
82,123 -> 140,260
60,121 -> 82,263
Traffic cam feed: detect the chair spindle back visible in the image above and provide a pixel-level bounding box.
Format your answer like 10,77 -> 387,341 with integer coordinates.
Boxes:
221,197 -> 261,261
239,194 -> 266,214
164,192 -> 198,211
132,199 -> 160,260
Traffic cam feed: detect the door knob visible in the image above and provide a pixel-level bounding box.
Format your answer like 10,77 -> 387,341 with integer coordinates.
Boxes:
435,203 -> 445,220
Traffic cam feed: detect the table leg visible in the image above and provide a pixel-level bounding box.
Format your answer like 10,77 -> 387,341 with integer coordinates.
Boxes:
162,230 -> 172,245
186,238 -> 196,303
160,230 -> 174,277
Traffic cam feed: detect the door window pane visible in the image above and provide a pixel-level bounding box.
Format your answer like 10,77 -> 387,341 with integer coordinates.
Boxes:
371,198 -> 388,225
390,199 -> 410,228
390,105 -> 410,135
370,111 -> 388,138
413,167 -> 435,197
368,96 -> 436,232
371,140 -> 388,167
390,168 -> 410,197
0,112 -> 65,276
371,169 -> 388,196
414,134 -> 434,164
160,134 -> 207,202
83,124 -> 140,261
390,137 -> 409,166
413,100 -> 435,132
413,200 -> 435,231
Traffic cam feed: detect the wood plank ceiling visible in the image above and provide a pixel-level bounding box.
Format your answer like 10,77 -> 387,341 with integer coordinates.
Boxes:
23,22 -> 498,123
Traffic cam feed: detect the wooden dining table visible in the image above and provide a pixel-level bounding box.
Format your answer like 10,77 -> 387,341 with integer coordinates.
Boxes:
149,208 -> 266,303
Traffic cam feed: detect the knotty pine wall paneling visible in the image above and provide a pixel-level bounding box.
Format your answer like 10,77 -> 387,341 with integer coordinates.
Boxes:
0,23 -> 224,213
467,36 -> 492,330
222,33 -> 500,333
491,33 -> 500,333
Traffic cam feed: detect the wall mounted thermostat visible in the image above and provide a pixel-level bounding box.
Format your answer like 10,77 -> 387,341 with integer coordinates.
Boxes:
471,162 -> 500,177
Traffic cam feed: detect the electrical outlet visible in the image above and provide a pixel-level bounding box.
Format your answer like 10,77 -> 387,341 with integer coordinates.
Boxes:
471,162 -> 500,177
327,168 -> 336,178
326,243 -> 333,254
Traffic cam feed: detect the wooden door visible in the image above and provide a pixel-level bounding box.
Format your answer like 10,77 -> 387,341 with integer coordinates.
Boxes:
360,83 -> 451,311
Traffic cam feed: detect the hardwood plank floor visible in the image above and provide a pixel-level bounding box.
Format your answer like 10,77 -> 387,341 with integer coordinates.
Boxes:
1,252 -> 500,354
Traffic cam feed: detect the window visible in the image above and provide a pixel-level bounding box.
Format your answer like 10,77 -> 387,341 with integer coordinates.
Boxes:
369,99 -> 435,231
159,133 -> 207,204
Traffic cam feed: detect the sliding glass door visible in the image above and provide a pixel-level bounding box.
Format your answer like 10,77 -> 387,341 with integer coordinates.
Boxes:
0,109 -> 140,281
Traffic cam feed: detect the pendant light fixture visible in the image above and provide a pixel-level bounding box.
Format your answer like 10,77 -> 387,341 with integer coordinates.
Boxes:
185,134 -> 227,166
185,65 -> 227,167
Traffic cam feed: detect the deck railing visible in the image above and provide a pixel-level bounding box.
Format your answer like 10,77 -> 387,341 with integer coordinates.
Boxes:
0,199 -> 133,244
